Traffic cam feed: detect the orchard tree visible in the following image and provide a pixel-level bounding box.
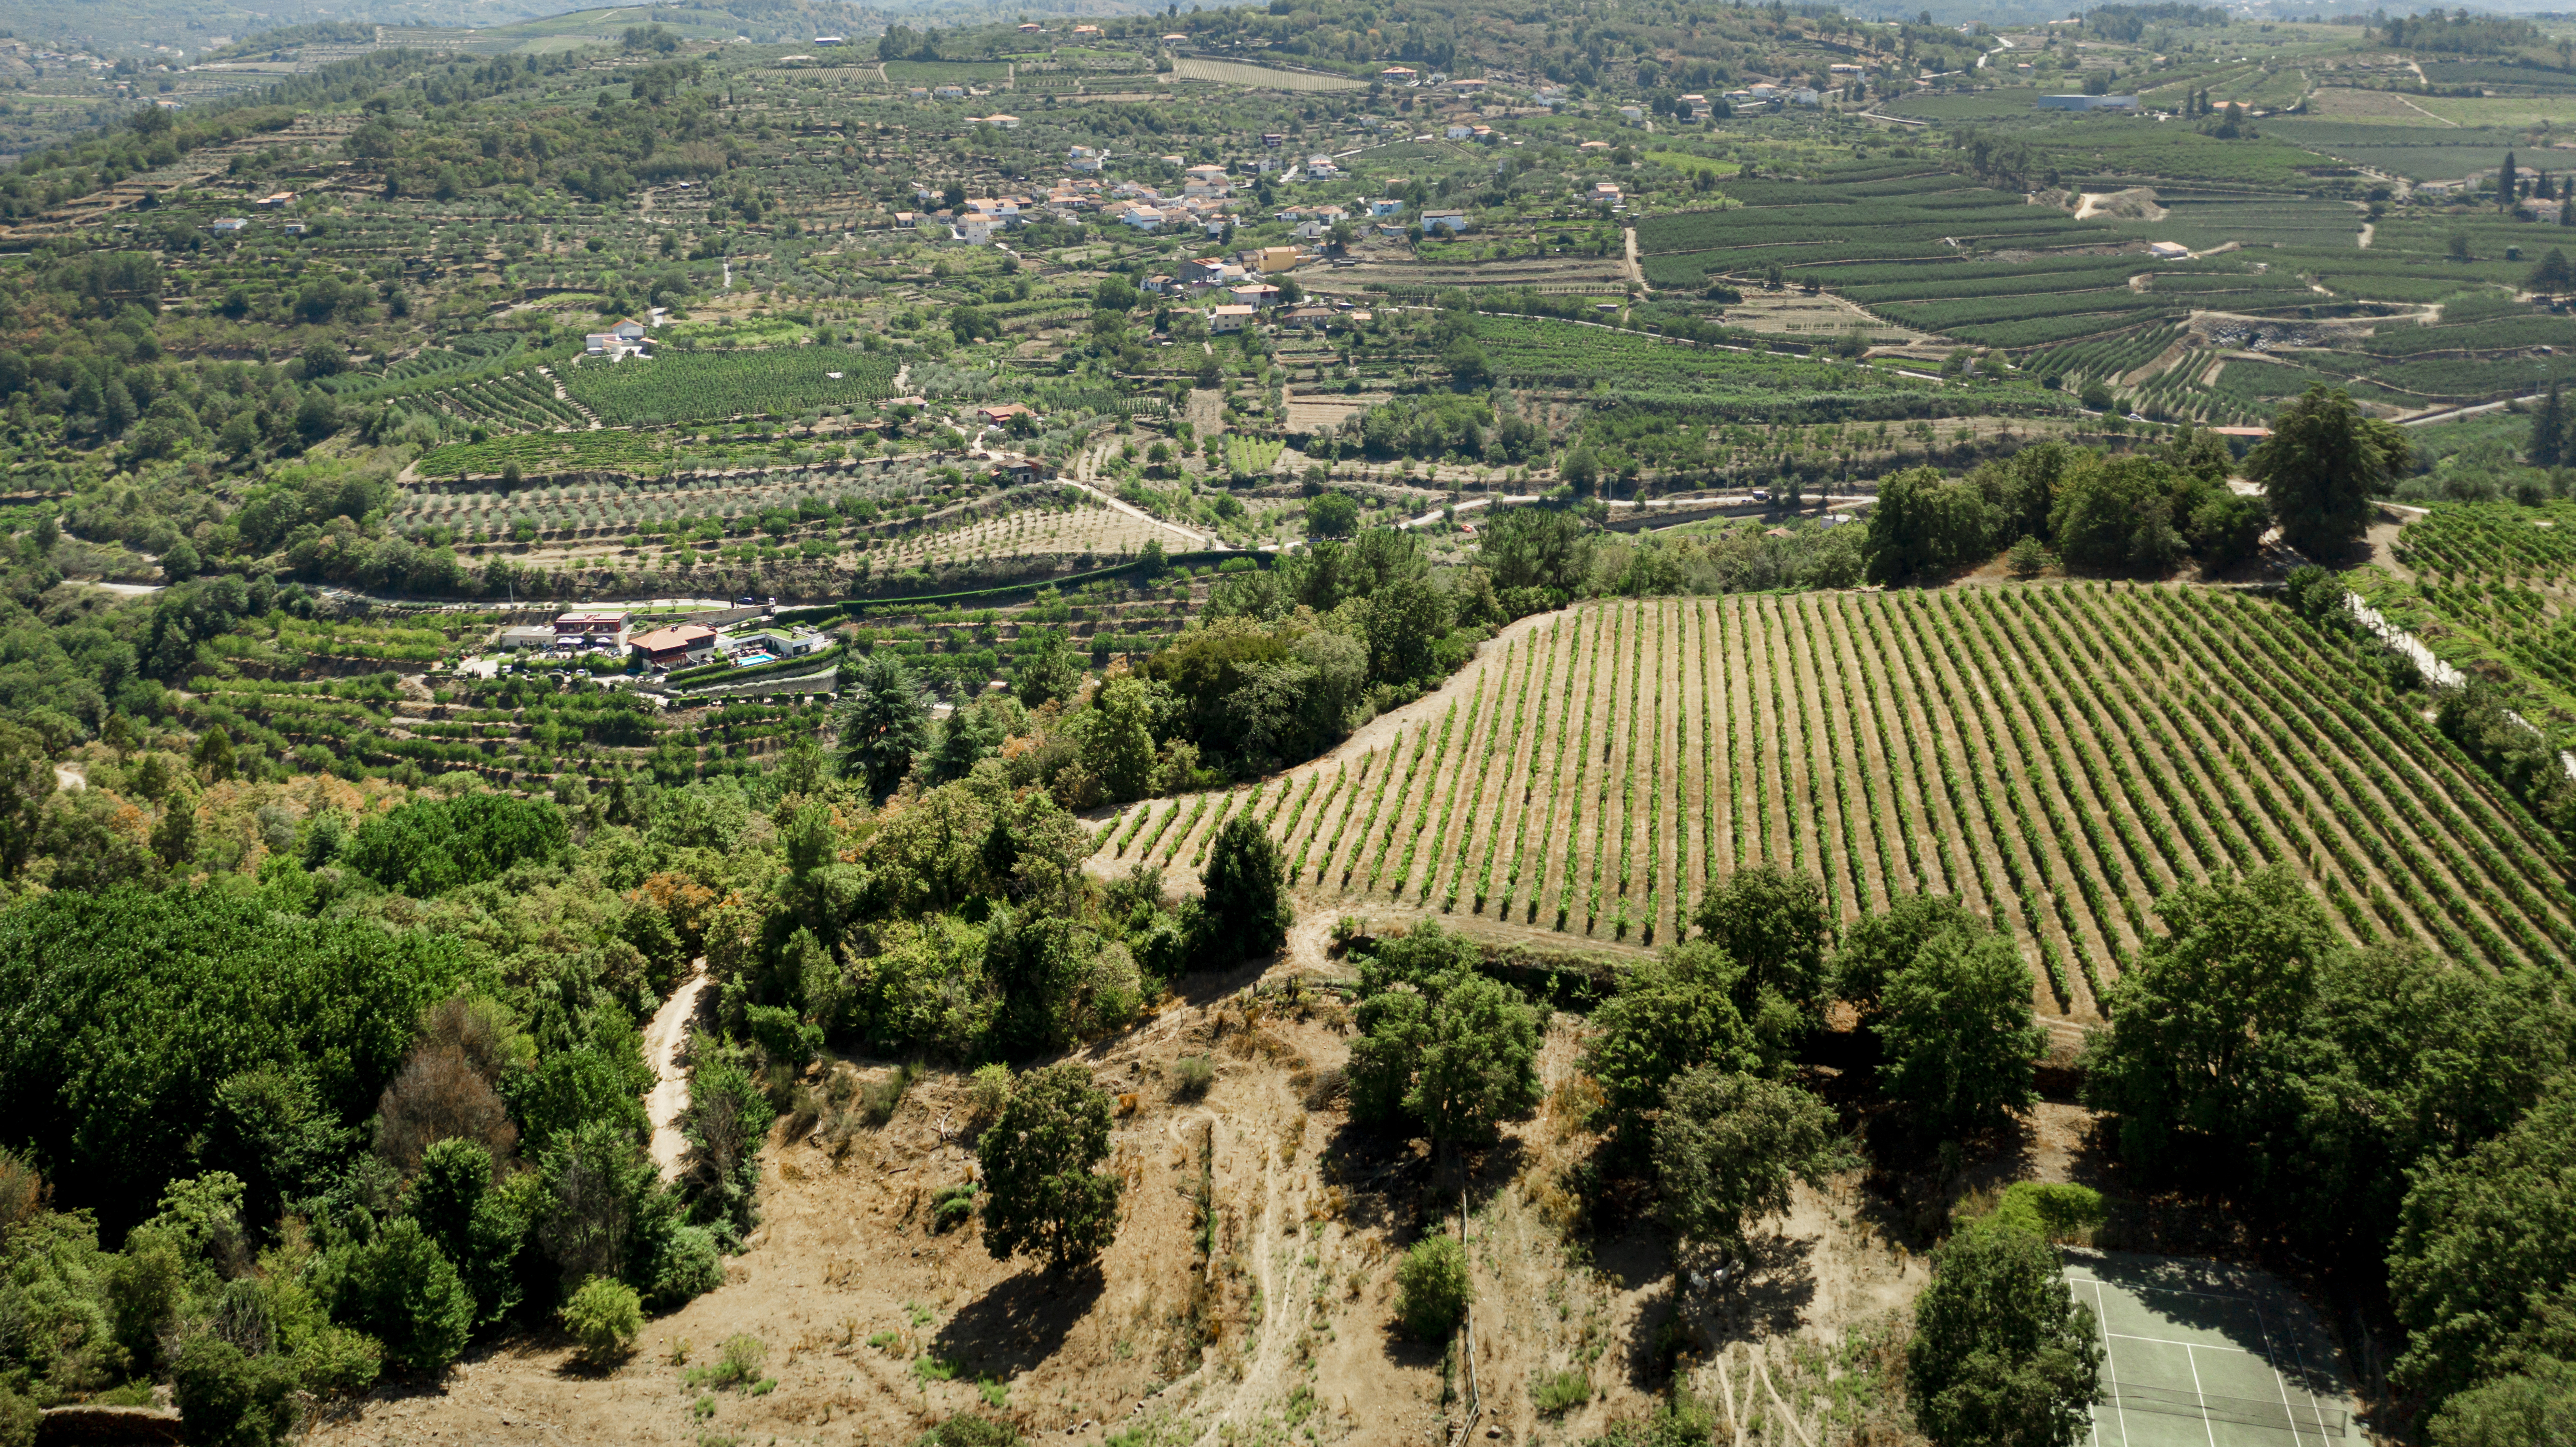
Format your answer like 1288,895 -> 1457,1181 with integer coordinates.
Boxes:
977,1063 -> 1121,1271
2245,384 -> 2410,558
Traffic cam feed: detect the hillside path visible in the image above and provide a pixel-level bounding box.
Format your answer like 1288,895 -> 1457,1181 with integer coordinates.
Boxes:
644,959 -> 712,1180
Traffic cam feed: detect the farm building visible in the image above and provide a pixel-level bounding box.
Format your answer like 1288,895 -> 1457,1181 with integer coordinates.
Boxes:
555,612 -> 629,648
630,625 -> 718,669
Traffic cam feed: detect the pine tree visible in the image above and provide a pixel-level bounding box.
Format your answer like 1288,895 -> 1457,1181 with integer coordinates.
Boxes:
2534,382 -> 2565,469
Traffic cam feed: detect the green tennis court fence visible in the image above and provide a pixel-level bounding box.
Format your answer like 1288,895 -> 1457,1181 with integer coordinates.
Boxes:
2102,1381 -> 2349,1435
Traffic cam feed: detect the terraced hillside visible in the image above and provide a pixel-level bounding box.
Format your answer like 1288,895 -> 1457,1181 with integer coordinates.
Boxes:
1101,587 -> 2576,1019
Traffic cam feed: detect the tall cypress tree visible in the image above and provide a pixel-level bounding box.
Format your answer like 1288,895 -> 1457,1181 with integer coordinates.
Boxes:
2533,381 -> 2565,469
2504,150 -> 2520,212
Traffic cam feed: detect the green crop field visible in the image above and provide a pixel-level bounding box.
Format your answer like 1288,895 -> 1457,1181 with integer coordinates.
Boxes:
559,347 -> 900,425
1110,588 -> 2576,1018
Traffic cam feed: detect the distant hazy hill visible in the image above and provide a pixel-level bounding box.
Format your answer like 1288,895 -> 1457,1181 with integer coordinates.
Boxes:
9,0 -> 1168,61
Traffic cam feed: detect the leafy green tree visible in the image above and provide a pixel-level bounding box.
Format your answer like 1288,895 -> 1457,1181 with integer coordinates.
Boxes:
404,1139 -> 524,1328
1091,275 -> 1140,312
976,1063 -> 1121,1271
1307,492 -> 1360,538
0,1385 -> 32,1447
1906,1218 -> 2103,1447
1080,674 -> 1162,803
511,1046 -> 651,1155
2289,946 -> 2571,1248
1476,506 -> 1592,614
1693,865 -> 1833,1029
1198,815 -> 1291,964
2245,384 -> 2411,558
1360,575 -> 1453,686
561,1276 -> 643,1367
1348,971 -> 1541,1145
1877,928 -> 2045,1138
2427,1358 -> 2576,1447
2392,1076 -> 2576,1409
1864,466 -> 1995,583
2533,381 -> 2567,467
1652,1068 -> 1845,1251
1581,945 -> 1757,1145
2049,456 -> 2186,573
1011,641 -> 1083,709
1830,893 -> 1987,1024
170,1334 -> 299,1447
2079,866 -> 2338,1165
316,1215 -> 475,1376
0,726 -> 54,880
837,653 -> 929,802
344,792 -> 569,897
2186,491 -> 2268,569
0,886 -> 473,1233
1394,1234 -> 1471,1339
536,1118 -> 664,1289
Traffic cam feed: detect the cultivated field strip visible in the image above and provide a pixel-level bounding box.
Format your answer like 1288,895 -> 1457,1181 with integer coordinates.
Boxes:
1101,588 -> 2576,1016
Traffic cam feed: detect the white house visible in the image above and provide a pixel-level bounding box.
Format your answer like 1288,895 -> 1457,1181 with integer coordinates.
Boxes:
1121,207 -> 1165,231
1068,146 -> 1105,173
1421,209 -> 1467,234
1445,123 -> 1474,139
1209,304 -> 1256,332
209,217 -> 247,232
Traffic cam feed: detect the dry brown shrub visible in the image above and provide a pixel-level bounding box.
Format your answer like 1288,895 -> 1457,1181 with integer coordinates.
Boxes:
630,871 -> 720,955
373,1044 -> 517,1177
0,1146 -> 47,1244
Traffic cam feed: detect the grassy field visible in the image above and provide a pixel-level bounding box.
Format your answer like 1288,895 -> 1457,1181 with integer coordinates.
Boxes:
1107,588 -> 2576,1020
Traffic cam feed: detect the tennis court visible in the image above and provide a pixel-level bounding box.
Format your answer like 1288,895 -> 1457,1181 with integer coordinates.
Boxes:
2064,1251 -> 2357,1447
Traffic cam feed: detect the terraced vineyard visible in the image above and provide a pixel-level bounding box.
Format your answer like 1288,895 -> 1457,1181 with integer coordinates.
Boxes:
1102,587 -> 2576,1018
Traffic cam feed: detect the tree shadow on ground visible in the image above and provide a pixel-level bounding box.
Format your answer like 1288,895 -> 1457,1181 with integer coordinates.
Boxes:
930,1263 -> 1107,1379
1317,1118 -> 1431,1241
1676,1232 -> 1821,1363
